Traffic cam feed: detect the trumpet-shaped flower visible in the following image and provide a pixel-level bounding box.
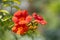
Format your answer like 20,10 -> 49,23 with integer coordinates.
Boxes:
32,12 -> 47,25
12,10 -> 47,35
12,10 -> 32,24
12,24 -> 28,35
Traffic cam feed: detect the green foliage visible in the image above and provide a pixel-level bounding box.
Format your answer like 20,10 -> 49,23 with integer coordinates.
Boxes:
0,0 -> 20,30
0,10 -> 13,30
12,5 -> 20,10
0,10 -> 9,14
0,0 -> 20,40
0,0 -> 20,10
2,0 -> 20,4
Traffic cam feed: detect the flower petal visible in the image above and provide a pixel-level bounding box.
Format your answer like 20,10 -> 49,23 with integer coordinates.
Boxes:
32,12 -> 43,20
39,20 -> 47,25
12,16 -> 19,23
12,26 -> 18,33
19,21 -> 27,24
32,12 -> 47,25
22,10 -> 28,17
35,20 -> 47,25
14,10 -> 22,17
26,15 -> 32,23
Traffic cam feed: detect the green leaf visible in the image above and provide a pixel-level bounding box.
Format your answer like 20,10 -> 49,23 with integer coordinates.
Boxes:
1,15 -> 12,21
3,0 -> 20,4
0,15 -> 2,19
0,10 -> 9,14
0,19 -> 4,26
13,0 -> 20,4
3,20 -> 14,30
12,6 -> 20,10
3,4 -> 11,7
3,0 -> 8,2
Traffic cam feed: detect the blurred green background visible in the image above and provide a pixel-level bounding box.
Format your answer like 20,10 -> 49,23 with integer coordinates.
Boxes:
0,0 -> 60,40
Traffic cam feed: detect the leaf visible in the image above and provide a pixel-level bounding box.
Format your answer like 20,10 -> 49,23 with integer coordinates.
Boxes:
2,0 -> 8,2
3,20 -> 14,30
3,4 -> 11,7
0,15 -> 2,19
0,19 -> 4,26
0,10 -> 9,14
1,15 -> 12,21
13,0 -> 20,4
0,15 -> 13,30
12,6 -> 20,10
3,4 -> 20,10
3,0 -> 20,4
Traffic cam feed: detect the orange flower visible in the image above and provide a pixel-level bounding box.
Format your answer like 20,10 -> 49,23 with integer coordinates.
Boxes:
12,10 -> 47,35
12,10 -> 32,35
12,24 -> 28,35
12,26 -> 18,33
12,10 -> 32,24
32,12 -> 47,25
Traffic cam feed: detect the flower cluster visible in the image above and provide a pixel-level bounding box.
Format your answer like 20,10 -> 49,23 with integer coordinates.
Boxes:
12,10 -> 47,35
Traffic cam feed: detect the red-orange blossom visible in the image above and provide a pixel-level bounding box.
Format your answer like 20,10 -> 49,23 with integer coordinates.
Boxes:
12,10 -> 32,35
12,10 -> 47,35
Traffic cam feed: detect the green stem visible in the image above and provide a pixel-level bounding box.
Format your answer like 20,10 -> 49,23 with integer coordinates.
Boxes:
10,2 -> 14,14
12,30 -> 18,40
14,34 -> 18,40
0,3 -> 2,10
31,35 -> 34,40
11,6 -> 12,14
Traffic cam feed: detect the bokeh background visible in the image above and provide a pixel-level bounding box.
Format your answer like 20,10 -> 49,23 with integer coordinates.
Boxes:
0,0 -> 60,40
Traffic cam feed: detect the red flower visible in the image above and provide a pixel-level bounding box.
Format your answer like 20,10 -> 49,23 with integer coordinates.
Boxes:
32,12 -> 47,25
26,15 -> 32,23
12,24 -> 28,35
12,10 -> 32,24
12,26 -> 18,33
12,10 -> 47,35
12,10 -> 32,35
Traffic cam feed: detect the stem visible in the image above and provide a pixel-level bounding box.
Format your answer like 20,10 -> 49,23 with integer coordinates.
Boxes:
12,31 -> 18,40
11,6 -> 12,14
31,35 -> 34,40
32,37 -> 34,40
14,34 -> 18,40
0,3 -> 2,10
0,4 -> 1,10
10,2 -> 14,14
